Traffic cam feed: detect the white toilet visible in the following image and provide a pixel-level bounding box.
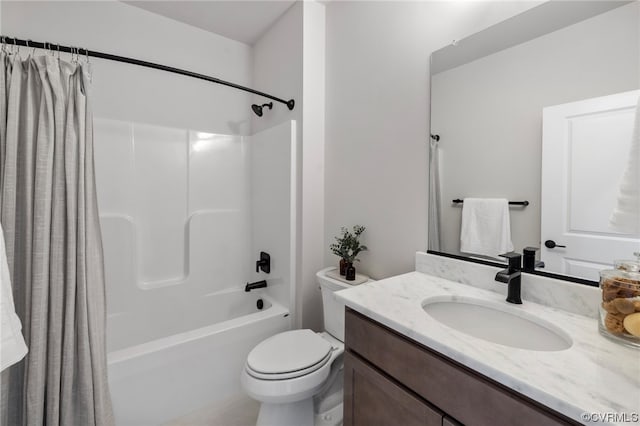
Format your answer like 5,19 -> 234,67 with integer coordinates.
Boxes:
241,267 -> 372,426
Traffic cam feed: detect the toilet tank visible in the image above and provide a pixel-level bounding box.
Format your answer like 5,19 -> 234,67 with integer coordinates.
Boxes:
317,267 -> 373,342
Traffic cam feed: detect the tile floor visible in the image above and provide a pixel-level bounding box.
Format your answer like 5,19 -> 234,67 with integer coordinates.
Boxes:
165,395 -> 260,426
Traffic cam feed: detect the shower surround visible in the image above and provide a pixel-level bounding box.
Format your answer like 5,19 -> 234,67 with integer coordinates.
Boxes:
94,119 -> 296,424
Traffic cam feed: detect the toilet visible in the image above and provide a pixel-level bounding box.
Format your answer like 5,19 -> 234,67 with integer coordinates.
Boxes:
241,267 -> 372,426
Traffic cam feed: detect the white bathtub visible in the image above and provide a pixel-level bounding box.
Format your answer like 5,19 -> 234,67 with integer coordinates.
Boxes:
107,290 -> 290,425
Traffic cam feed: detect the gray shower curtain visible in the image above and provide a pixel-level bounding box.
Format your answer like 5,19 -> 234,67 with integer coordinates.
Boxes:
0,52 -> 114,425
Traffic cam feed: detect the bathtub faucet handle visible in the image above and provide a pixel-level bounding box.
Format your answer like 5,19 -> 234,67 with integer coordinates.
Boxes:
256,251 -> 271,274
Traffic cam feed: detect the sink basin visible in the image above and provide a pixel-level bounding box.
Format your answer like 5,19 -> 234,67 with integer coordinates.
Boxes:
422,296 -> 572,351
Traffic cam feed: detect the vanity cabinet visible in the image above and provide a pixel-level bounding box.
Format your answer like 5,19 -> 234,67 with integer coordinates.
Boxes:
343,309 -> 581,426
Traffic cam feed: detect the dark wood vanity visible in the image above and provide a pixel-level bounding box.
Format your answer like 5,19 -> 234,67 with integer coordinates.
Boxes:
343,308 -> 582,426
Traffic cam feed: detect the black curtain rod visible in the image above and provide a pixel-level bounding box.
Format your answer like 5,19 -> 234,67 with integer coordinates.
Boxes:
1,36 -> 295,111
452,199 -> 529,206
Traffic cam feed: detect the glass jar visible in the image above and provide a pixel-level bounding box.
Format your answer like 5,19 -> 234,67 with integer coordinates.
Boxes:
599,259 -> 640,348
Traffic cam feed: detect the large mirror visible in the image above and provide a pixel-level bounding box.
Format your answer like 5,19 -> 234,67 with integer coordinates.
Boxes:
429,1 -> 640,283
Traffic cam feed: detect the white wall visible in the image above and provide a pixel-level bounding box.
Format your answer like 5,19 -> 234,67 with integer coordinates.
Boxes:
251,2 -> 304,326
432,2 -> 639,256
1,1 -> 252,135
252,1 -> 326,330
251,2 -> 303,135
249,121 -> 297,316
324,1 -> 542,280
300,2 -> 326,331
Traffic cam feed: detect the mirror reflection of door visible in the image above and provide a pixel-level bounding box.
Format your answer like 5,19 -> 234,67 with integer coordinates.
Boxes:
541,90 -> 640,281
428,1 -> 639,282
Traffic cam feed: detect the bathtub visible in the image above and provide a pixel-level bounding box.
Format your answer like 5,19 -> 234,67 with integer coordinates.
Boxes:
107,290 -> 290,425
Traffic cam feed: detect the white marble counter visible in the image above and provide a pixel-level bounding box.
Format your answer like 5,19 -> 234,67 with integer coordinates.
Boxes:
336,271 -> 640,425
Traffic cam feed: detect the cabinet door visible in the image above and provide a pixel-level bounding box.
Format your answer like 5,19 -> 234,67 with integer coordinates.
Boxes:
443,416 -> 463,426
344,351 -> 443,426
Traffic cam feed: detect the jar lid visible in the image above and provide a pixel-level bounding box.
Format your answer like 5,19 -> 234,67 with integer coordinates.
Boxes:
614,253 -> 640,273
600,267 -> 640,283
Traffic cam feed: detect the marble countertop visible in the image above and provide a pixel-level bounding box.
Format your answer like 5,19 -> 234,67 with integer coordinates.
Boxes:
335,271 -> 640,425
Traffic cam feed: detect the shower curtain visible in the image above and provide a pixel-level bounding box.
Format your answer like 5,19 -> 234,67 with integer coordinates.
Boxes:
428,138 -> 441,251
0,52 -> 114,425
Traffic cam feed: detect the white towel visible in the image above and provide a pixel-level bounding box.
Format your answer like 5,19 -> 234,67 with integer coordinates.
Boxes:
0,223 -> 28,372
609,95 -> 640,235
460,198 -> 514,258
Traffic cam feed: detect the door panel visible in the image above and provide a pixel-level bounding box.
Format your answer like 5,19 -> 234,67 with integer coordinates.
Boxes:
541,90 -> 640,281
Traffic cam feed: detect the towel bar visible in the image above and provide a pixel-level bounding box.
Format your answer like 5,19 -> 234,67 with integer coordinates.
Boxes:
452,199 -> 529,206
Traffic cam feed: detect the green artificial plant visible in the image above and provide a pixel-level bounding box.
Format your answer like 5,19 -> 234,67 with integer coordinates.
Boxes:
330,225 -> 368,264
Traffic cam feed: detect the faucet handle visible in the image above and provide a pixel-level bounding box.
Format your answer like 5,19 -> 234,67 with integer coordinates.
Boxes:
256,251 -> 271,274
499,251 -> 521,271
523,247 -> 539,272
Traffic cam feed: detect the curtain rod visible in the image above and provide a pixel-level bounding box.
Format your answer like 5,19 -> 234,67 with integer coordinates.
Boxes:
1,36 -> 295,111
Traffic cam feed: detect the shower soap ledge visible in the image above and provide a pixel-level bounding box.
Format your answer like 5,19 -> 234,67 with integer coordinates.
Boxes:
325,269 -> 369,285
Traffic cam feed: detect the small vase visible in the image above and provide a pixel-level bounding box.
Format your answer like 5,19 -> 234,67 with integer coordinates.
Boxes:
339,259 -> 347,276
346,263 -> 356,281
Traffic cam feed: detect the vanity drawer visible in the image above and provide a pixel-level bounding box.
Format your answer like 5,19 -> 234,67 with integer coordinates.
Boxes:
344,351 -> 444,426
345,309 -> 580,426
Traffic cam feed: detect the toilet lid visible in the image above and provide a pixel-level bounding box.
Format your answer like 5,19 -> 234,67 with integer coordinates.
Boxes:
247,329 -> 332,375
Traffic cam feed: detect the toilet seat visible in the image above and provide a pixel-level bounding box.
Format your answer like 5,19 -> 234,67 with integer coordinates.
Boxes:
241,331 -> 344,404
247,350 -> 333,380
246,330 -> 333,380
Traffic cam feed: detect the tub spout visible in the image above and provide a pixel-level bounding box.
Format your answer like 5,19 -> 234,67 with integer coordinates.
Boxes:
245,280 -> 267,292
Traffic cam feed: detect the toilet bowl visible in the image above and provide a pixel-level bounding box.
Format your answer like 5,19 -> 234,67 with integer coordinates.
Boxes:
241,267 -> 372,426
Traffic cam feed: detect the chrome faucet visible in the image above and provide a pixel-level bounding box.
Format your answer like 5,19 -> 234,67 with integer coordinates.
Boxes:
495,252 -> 522,304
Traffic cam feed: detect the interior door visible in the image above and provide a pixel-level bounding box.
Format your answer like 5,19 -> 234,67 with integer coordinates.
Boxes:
541,90 -> 640,281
